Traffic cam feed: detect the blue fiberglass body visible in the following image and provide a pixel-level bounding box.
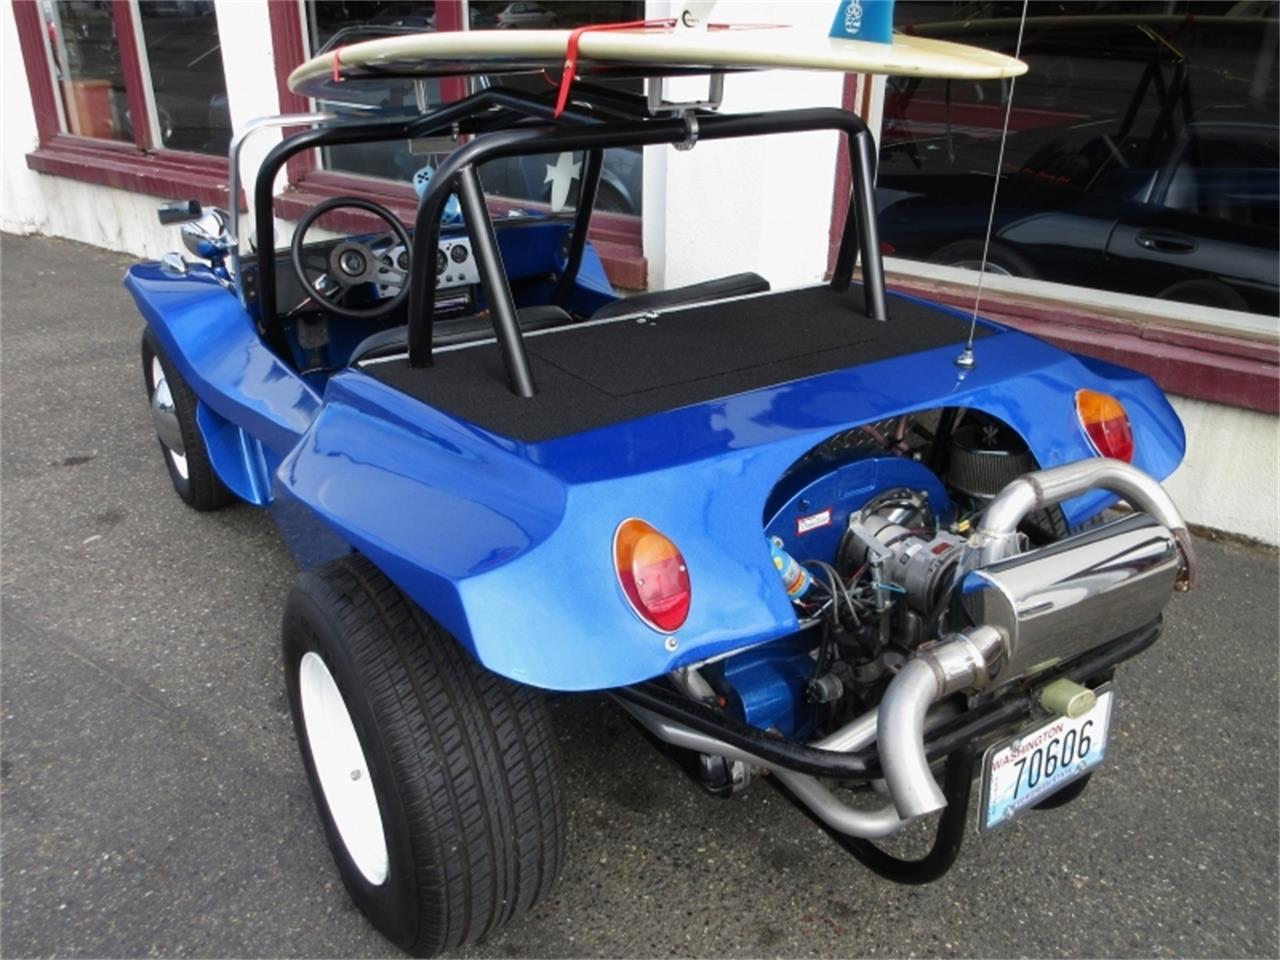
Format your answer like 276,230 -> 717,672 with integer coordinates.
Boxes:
125,242 -> 1186,696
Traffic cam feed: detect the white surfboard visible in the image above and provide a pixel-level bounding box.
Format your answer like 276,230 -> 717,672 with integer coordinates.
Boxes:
288,27 -> 1027,103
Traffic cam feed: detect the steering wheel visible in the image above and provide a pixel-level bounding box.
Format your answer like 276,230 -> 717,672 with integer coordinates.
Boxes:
290,196 -> 413,319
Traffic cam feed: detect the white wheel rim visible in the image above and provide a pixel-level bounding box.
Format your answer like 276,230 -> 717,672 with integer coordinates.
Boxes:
298,652 -> 389,886
149,356 -> 189,480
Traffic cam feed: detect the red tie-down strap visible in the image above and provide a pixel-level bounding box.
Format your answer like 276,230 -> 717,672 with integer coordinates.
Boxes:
553,19 -> 792,117
555,18 -> 675,117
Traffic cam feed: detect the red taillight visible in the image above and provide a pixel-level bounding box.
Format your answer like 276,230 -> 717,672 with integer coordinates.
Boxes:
614,519 -> 691,633
880,241 -> 896,255
1075,389 -> 1135,462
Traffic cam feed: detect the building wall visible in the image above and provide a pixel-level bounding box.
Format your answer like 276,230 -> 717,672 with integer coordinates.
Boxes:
642,0 -> 845,292
0,0 -> 288,258
2,1 -> 1275,544
1165,396 -> 1279,545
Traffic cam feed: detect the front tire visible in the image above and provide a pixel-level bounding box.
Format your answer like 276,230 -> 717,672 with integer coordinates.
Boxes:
140,328 -> 233,510
283,554 -> 566,956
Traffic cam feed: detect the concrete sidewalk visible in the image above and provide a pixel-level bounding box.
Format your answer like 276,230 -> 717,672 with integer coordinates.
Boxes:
1,232 -> 1277,958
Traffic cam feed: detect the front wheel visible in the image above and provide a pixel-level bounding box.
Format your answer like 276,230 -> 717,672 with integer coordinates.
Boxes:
140,328 -> 233,510
282,554 -> 566,956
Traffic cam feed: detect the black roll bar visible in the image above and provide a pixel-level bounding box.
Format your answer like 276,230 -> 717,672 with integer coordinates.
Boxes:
407,106 -> 888,376
551,148 -> 604,310
252,89 -> 888,395
252,86 -> 602,351
455,164 -> 537,396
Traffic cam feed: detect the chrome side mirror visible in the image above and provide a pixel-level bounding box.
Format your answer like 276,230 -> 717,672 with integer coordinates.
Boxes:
180,207 -> 232,261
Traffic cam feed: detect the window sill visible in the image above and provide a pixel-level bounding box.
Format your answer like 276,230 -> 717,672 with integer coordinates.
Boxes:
884,271 -> 1279,415
26,135 -> 236,209
274,171 -> 647,290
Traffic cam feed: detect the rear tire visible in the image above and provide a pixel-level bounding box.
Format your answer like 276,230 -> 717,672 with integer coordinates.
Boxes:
282,554 -> 566,957
140,328 -> 233,510
932,240 -> 1037,279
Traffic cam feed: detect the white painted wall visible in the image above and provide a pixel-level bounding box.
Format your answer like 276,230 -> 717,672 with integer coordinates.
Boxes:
0,0 -> 286,258
1164,395 -> 1280,545
641,0 -> 845,291
2,3 -> 48,237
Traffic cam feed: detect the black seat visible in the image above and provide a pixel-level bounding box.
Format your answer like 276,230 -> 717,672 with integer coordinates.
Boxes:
350,305 -> 573,364
589,272 -> 770,322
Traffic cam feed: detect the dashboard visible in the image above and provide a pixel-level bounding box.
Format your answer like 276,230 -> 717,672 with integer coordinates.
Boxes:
244,233 -> 480,315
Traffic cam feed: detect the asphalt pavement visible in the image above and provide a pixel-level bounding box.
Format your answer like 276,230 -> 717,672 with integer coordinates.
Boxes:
2,233 -> 1277,958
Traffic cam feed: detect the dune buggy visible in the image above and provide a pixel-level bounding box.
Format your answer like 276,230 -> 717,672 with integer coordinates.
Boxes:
129,43 -> 1195,958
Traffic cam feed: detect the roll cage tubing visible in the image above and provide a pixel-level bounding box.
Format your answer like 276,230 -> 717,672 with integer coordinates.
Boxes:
253,85 -> 887,396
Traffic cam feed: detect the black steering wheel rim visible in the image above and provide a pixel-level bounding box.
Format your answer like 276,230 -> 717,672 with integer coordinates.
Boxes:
290,196 -> 412,320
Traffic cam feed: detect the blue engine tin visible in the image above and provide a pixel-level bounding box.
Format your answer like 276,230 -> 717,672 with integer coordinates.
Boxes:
708,631 -> 822,738
764,456 -> 953,570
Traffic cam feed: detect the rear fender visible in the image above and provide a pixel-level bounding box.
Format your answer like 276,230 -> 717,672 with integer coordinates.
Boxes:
277,326 -> 1186,692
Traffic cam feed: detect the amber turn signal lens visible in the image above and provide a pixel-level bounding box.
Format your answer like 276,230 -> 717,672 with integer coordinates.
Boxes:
614,519 -> 691,633
1075,389 -> 1135,463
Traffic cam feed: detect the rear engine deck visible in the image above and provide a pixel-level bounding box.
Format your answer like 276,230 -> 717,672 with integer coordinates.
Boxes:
361,285 -> 993,442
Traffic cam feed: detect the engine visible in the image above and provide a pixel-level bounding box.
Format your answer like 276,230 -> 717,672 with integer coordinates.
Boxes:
750,410 -> 1092,738
624,406 -> 1192,845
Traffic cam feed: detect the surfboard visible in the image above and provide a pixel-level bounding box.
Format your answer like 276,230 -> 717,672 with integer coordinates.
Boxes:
288,27 -> 1028,104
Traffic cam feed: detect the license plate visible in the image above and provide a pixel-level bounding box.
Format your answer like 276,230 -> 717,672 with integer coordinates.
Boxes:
979,686 -> 1114,832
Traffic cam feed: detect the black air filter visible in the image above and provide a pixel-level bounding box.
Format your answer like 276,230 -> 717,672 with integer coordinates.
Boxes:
948,419 -> 1035,499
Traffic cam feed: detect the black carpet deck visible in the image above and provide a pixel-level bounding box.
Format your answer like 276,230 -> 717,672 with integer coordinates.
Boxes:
363,286 -> 992,442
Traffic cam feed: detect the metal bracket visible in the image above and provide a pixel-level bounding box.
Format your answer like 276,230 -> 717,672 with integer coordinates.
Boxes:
645,72 -> 725,115
675,112 -> 700,151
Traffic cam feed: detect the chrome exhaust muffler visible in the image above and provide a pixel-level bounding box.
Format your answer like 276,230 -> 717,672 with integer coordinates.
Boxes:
879,458 -> 1193,819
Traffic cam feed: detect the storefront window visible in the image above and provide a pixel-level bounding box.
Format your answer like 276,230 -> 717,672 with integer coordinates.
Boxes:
39,1 -> 230,155
43,1 -> 131,142
303,0 -> 644,216
137,2 -> 232,154
877,1 -> 1279,317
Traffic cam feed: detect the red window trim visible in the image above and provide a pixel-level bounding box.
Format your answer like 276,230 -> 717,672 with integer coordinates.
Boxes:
28,134 -> 235,208
13,0 -> 232,206
887,275 -> 1280,415
266,0 -> 647,289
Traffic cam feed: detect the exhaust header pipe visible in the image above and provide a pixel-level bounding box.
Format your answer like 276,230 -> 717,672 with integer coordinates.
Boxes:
878,626 -> 1005,817
960,458 -> 1197,590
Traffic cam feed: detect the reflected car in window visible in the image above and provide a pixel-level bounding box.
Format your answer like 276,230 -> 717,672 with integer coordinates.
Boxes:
493,2 -> 559,29
878,119 -> 1278,315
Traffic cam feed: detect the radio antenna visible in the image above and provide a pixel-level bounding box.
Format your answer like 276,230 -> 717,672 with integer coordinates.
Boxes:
956,0 -> 1030,370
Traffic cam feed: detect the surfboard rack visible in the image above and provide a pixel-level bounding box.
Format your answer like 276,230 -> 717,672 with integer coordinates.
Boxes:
645,73 -> 726,115
251,84 -> 888,398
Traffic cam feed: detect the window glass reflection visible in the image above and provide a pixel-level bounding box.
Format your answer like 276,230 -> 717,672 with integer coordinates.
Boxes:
44,1 -> 131,142
137,1 -> 232,154
878,2 -> 1279,317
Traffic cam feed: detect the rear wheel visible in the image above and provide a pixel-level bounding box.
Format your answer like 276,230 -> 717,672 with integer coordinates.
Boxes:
282,554 -> 566,957
932,240 -> 1037,279
140,328 -> 233,510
